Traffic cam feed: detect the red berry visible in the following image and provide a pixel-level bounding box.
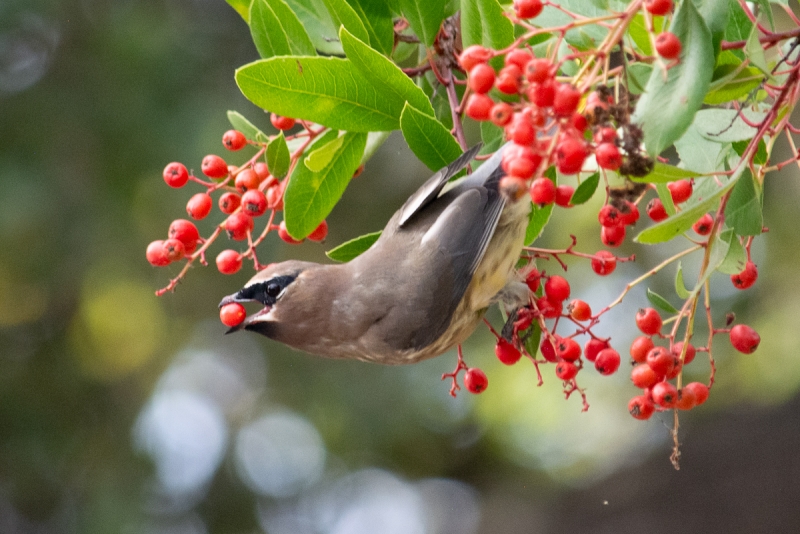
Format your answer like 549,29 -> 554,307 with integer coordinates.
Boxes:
540,337 -> 558,362
459,45 -> 492,71
536,296 -> 563,318
186,192 -> 212,220
235,168 -> 260,192
525,268 -> 541,292
222,129 -> 247,151
253,161 -> 271,181
505,155 -> 537,180
465,93 -> 493,121
631,363 -> 660,389
568,299 -> 591,321
630,335 -> 655,363
508,116 -> 536,146
731,261 -> 758,290
528,80 -> 556,108
598,204 -> 622,227
553,84 -> 581,117
570,113 -> 588,132
617,201 -> 640,227
266,185 -> 284,210
163,162 -> 189,188
201,155 -> 229,178
168,219 -> 199,253
308,220 -> 329,242
278,220 -> 303,245
555,361 -> 578,380
524,58 -> 553,84
655,32 -> 682,60
505,49 -> 532,70
556,136 -> 588,175
595,142 -> 622,170
495,339 -> 522,365
242,189 -> 268,217
513,0 -> 543,18
676,387 -> 697,410
216,249 -> 243,274
693,213 -> 713,235
556,337 -> 581,362
468,63 -> 496,94
270,114 -> 296,130
646,346 -> 674,379
555,184 -> 574,207
146,240 -> 172,267
586,91 -> 611,113
636,307 -> 662,335
652,381 -> 678,409
584,338 -> 608,362
490,102 -> 514,126
629,395 -> 655,420
730,324 -> 760,354
591,250 -> 617,276
162,239 -> 186,262
225,212 -> 254,241
594,127 -> 617,144
464,368 -> 489,394
529,177 -> 557,205
671,341 -> 696,365
220,302 -> 246,327
667,179 -> 693,204
601,224 -> 626,248
595,348 -> 621,375
684,382 -> 709,406
645,0 -> 673,15
544,275 -> 570,302
646,198 -> 668,222
219,192 -> 241,214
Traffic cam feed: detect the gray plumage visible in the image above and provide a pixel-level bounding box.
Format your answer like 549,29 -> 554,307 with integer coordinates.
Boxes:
219,143 -> 531,364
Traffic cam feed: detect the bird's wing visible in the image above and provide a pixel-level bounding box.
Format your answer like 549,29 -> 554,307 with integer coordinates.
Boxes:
397,143 -> 483,227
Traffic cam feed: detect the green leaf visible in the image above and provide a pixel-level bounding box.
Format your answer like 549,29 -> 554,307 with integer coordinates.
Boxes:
632,162 -> 701,183
675,262 -> 691,299
347,0 -> 394,55
697,227 -> 731,290
570,172 -> 600,205
724,0 -> 753,60
523,320 -> 542,362
628,13 -> 653,56
236,56 -> 404,132
647,288 -> 680,314
732,138 -> 767,165
340,27 -> 435,117
285,131 -> 367,239
718,229 -> 747,274
525,167 -> 555,245
696,0 -> 730,53
397,0 -> 448,47
227,110 -> 268,143
695,108 -> 766,143
480,120 -> 504,154
632,0 -> 715,156
704,65 -> 763,104
250,0 -> 317,58
321,0 -> 370,44
286,0 -> 342,55
304,135 -> 345,172
725,168 -> 763,236
400,103 -> 462,171
226,0 -> 250,22
744,22 -> 770,76
626,63 -> 653,95
326,231 -> 381,262
266,132 -> 291,179
752,0 -> 775,31
656,182 -> 677,215
635,168 -> 742,244
461,0 -> 514,66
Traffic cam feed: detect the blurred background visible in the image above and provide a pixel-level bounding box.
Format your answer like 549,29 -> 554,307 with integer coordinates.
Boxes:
3,0 -> 800,532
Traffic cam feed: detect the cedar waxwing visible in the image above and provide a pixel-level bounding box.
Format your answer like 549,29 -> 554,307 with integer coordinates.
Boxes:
219,143 -> 532,364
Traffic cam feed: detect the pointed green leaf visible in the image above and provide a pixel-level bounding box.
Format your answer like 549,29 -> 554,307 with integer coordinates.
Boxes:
347,0 -> 394,55
656,182 -> 677,216
570,172 -> 600,205
717,229 -> 747,274
632,0 -> 715,156
725,169 -> 763,236
752,0 -> 775,30
321,0 -> 370,44
285,131 -> 367,239
461,0 -> 514,66
226,0 -> 250,21
400,103 -> 462,172
305,135 -> 345,172
632,161 -> 701,183
340,27 -> 435,117
525,166 -> 555,245
397,0 -> 448,46
695,108 -> 766,143
674,122 -> 726,173
647,288 -> 680,314
523,320 -> 542,362
628,13 -> 653,56
326,231 -> 381,262
250,0 -> 317,58
704,65 -> 763,104
696,0 -> 730,53
227,110 -> 268,143
285,0 -> 342,55
266,132 -> 291,179
675,262 -> 690,299
236,56 -> 404,132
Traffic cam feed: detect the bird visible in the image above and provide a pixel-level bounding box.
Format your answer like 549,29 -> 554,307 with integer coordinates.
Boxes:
219,143 -> 532,364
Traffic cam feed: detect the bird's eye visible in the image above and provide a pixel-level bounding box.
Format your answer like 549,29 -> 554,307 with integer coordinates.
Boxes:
266,282 -> 282,298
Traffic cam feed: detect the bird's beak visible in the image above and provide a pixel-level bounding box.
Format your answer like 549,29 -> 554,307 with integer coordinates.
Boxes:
219,291 -> 273,334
